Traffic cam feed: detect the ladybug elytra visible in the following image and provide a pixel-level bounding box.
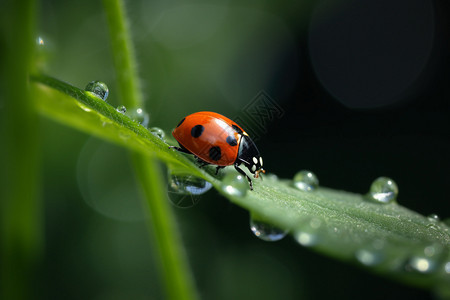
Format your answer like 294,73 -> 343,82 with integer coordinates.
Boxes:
170,111 -> 265,190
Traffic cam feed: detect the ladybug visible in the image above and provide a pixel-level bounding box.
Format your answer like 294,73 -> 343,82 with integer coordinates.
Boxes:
170,111 -> 265,190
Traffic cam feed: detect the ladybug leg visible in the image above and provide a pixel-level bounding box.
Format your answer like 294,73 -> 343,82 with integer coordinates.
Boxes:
195,157 -> 210,168
215,166 -> 225,175
169,145 -> 192,154
234,163 -> 253,191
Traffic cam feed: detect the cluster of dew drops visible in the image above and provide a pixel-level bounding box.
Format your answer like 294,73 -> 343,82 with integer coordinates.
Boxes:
84,80 -> 450,277
84,80 -> 164,139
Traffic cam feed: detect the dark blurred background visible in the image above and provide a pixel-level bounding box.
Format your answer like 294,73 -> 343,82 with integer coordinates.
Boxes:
37,0 -> 449,299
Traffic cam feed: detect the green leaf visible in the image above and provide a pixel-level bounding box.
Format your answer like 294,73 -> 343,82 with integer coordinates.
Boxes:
32,74 -> 215,182
32,74 -> 450,295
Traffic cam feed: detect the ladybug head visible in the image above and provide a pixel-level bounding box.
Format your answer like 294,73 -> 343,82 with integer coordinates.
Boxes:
237,135 -> 265,178
253,156 -> 265,179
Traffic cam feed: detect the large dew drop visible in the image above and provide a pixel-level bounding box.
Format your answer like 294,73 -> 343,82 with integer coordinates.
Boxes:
168,174 -> 212,208
221,172 -> 248,197
127,107 -> 150,127
250,217 -> 288,242
292,170 -> 319,191
369,177 -> 398,204
150,127 -> 165,140
85,80 -> 109,101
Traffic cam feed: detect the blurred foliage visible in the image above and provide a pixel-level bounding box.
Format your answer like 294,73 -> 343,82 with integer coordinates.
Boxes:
1,0 -> 449,299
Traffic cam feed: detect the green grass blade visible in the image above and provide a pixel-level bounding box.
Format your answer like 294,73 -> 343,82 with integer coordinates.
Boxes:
0,1 -> 42,299
102,0 -> 199,299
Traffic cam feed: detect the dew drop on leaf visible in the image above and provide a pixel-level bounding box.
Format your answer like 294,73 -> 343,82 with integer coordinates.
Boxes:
292,170 -> 319,191
369,177 -> 398,204
116,105 -> 127,114
127,107 -> 150,127
295,231 -> 319,247
85,80 -> 109,101
427,213 -> 440,222
150,127 -> 165,140
221,172 -> 248,197
167,173 -> 212,208
355,248 -> 384,266
405,257 -> 436,274
250,217 -> 287,242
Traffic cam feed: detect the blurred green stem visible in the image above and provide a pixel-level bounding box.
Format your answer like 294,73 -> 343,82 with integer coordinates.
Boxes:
0,0 -> 42,299
102,0 -> 198,299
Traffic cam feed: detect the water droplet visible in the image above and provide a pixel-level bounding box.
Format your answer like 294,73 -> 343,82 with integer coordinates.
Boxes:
292,170 -> 319,191
406,257 -> 435,273
355,249 -> 384,266
85,81 -> 109,101
36,36 -> 45,46
295,231 -> 319,247
116,105 -> 127,114
426,223 -> 440,231
150,127 -> 165,140
221,172 -> 248,197
250,217 -> 288,242
35,35 -> 53,69
444,261 -> 450,274
168,174 -> 212,208
427,214 -> 440,222
127,107 -> 150,127
369,177 -> 398,204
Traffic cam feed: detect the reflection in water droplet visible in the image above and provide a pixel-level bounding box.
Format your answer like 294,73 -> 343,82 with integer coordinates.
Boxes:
221,172 -> 248,197
250,218 -> 288,242
292,170 -> 319,191
168,174 -> 212,208
85,81 -> 109,101
116,105 -> 127,114
150,127 -> 165,140
127,107 -> 150,127
369,177 -> 398,203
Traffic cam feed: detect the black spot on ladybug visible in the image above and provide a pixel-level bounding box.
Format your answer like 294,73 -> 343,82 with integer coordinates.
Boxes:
232,124 -> 243,135
209,146 -> 221,161
176,117 -> 186,128
226,136 -> 237,146
191,125 -> 204,138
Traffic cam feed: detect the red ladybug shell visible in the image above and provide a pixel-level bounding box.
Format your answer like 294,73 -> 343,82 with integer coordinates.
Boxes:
172,111 -> 246,166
